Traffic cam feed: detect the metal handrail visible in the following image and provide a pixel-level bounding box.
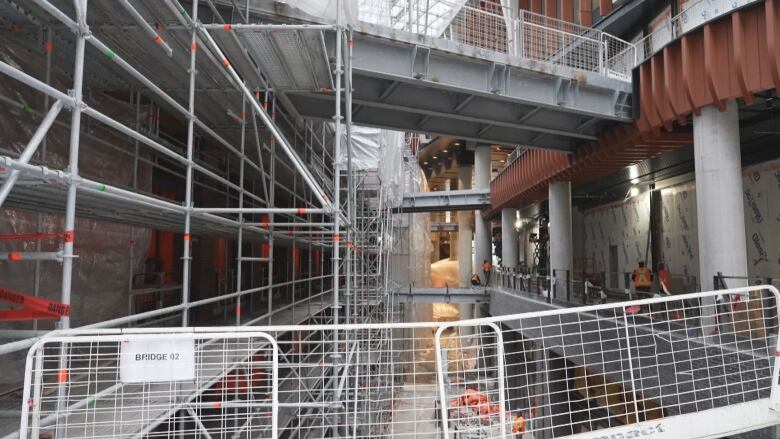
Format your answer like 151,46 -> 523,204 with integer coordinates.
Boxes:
635,0 -> 761,65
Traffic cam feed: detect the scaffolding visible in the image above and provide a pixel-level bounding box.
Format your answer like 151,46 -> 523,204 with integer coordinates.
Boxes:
2,2 -> 779,439
0,0 -> 416,414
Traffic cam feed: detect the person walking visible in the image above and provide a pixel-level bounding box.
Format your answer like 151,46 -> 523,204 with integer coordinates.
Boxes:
482,260 -> 492,286
631,261 -> 653,296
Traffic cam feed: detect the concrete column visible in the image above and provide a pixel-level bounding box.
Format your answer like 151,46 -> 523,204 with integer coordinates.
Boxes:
549,181 -> 573,298
459,302 -> 474,339
449,177 -> 459,260
457,166 -> 473,287
431,233 -> 441,262
459,303 -> 474,320
501,208 -> 519,270
694,100 -> 748,294
474,145 -> 492,279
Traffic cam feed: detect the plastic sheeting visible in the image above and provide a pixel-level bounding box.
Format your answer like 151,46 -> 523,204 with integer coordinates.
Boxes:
0,43 -> 153,385
583,156 -> 780,287
374,130 -> 431,287
280,0 -> 358,25
339,125 -> 403,172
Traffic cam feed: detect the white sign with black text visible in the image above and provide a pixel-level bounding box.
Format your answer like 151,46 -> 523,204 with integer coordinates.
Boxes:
120,337 -> 196,383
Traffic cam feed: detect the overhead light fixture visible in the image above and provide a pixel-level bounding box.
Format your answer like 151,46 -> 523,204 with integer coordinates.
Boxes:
628,164 -> 639,183
453,142 -> 461,146
423,161 -> 429,165
443,149 -> 448,152
433,155 -> 438,159
630,186 -> 640,197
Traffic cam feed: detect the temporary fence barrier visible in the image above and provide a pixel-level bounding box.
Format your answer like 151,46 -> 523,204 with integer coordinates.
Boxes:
15,285 -> 780,439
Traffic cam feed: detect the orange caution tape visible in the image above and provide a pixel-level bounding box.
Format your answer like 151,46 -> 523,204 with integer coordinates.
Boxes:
0,287 -> 70,319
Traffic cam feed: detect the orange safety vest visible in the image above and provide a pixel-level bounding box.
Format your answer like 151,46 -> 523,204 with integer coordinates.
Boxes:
482,262 -> 491,272
512,415 -> 525,434
633,267 -> 652,288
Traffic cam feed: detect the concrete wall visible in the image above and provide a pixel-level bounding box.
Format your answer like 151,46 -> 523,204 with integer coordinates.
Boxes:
583,191 -> 651,276
583,157 -> 780,286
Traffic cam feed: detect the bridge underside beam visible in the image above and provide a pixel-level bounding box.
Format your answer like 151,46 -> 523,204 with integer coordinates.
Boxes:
397,287 -> 490,304
394,189 -> 490,213
286,33 -> 632,151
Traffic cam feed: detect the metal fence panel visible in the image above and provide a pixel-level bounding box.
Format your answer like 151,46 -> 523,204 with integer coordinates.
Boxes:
20,330 -> 278,439
16,286 -> 780,439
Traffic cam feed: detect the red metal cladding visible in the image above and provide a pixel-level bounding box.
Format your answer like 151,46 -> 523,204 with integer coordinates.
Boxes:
489,1 -> 777,216
767,0 -> 780,90
561,0 -> 574,22
600,0 -> 613,17
662,45 -> 688,125
579,0 -> 592,26
651,55 -> 674,130
530,0 -> 543,14
545,0 -> 557,18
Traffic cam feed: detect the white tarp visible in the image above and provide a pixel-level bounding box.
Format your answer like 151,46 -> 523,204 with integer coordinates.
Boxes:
584,156 -> 780,287
281,0 -> 358,25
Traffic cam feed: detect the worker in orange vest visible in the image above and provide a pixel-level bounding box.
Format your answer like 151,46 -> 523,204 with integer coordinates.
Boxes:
482,260 -> 492,286
632,261 -> 653,294
511,413 -> 525,436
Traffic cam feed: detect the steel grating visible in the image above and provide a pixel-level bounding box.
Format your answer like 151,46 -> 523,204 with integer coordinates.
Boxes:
237,29 -> 331,91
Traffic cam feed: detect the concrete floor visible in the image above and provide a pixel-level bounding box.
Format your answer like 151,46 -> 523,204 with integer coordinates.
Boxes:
390,383 -> 440,439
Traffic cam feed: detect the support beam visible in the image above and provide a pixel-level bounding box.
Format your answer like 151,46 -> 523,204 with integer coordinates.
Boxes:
549,181 -> 573,299
394,288 -> 490,304
394,189 -> 490,213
